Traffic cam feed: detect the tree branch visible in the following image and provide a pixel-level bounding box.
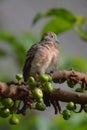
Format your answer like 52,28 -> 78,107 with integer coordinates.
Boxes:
0,82 -> 30,100
0,69 -> 87,114
47,88 -> 87,104
51,69 -> 87,83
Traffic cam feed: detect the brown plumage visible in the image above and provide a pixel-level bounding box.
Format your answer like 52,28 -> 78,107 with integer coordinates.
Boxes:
23,32 -> 60,82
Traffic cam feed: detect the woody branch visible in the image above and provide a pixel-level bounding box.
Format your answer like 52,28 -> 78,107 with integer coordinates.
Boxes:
0,70 -> 87,104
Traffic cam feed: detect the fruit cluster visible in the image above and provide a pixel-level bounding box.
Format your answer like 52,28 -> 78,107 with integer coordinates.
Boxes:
67,79 -> 87,92
0,97 -> 19,125
0,73 -> 53,125
0,74 -> 23,125
23,74 -> 87,120
53,77 -> 86,92
27,74 -> 53,111
62,102 -> 76,120
1,73 -> 87,124
62,102 -> 87,120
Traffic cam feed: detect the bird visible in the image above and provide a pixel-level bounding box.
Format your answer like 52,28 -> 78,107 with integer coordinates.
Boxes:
23,32 -> 60,82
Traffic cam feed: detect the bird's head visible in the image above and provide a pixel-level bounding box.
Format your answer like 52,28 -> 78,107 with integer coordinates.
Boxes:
41,32 -> 59,44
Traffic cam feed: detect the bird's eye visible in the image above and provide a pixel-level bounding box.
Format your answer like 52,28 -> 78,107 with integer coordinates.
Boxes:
51,35 -> 53,38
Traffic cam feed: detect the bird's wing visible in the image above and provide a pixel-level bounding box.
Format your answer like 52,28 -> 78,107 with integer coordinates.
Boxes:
23,43 -> 39,82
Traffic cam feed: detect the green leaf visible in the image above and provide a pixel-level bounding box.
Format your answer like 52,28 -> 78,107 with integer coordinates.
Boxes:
0,31 -> 14,42
74,17 -> 87,41
32,13 -> 44,25
74,26 -> 87,41
46,8 -> 76,23
0,31 -> 26,67
18,32 -> 39,49
0,49 -> 7,57
61,56 -> 87,72
12,40 -> 26,67
75,15 -> 86,25
42,17 -> 74,35
32,8 -> 76,25
0,31 -> 39,68
78,29 -> 87,41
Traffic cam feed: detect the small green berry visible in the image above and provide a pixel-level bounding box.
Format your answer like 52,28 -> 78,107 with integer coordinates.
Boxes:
36,98 -> 43,103
48,75 -> 52,82
39,74 -> 50,82
33,88 -> 43,99
75,87 -> 84,92
2,98 -> 14,108
44,82 -> 53,92
0,108 -> 10,118
62,109 -> 71,120
16,74 -> 23,81
35,102 -> 46,111
9,115 -> 19,125
27,76 -> 36,89
66,102 -> 75,110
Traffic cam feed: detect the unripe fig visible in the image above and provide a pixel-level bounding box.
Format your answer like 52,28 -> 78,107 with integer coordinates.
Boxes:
36,98 -> 43,103
0,108 -> 10,118
75,87 -> 84,92
2,98 -> 14,108
44,82 -> 53,92
35,102 -> 46,111
27,76 -> 36,89
66,102 -> 75,110
39,74 -> 52,82
16,74 -> 23,81
62,109 -> 71,120
9,115 -> 19,125
33,88 -> 43,99
48,75 -> 52,82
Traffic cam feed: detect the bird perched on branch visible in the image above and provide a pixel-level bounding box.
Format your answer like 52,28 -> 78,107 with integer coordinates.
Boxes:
23,32 -> 60,82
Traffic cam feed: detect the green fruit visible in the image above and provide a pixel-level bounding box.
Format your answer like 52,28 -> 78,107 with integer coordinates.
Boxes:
83,104 -> 87,112
75,88 -> 84,92
63,109 -> 71,120
0,108 -> 10,118
9,115 -> 19,125
48,75 -> 52,82
67,79 -> 76,88
33,88 -> 43,99
16,74 -> 23,81
2,98 -> 14,108
66,102 -> 75,110
27,76 -> 36,89
44,82 -> 53,92
39,74 -> 51,82
36,98 -> 43,103
35,102 -> 46,111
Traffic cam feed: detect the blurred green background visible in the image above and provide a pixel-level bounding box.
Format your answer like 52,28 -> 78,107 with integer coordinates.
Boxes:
0,0 -> 87,129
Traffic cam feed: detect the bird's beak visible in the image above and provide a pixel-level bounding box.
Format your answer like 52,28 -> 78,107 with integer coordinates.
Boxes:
56,40 -> 60,44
